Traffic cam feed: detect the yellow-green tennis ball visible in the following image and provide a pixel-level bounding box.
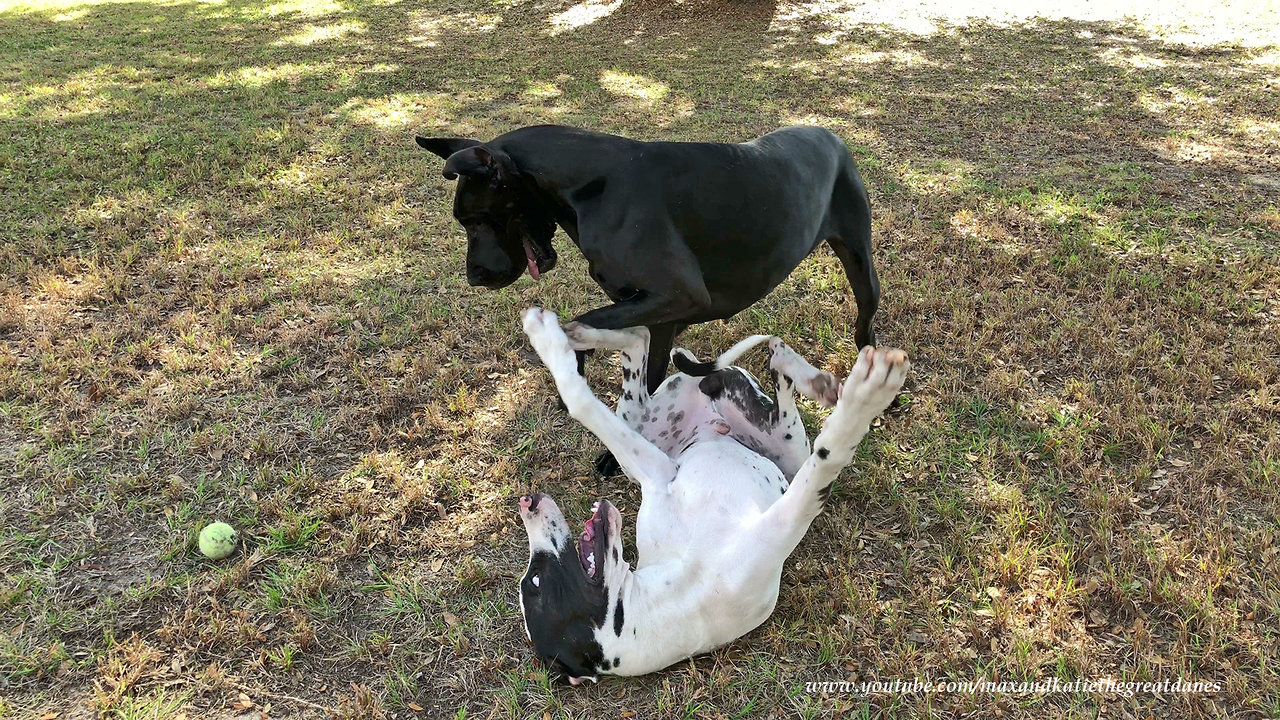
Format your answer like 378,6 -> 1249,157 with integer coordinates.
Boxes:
198,522 -> 238,560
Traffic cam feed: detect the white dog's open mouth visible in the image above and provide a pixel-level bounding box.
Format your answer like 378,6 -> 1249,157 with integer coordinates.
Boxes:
578,500 -> 610,581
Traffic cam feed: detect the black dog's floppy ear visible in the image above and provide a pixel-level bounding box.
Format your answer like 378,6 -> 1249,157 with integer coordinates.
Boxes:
415,136 -> 481,160
440,146 -> 516,185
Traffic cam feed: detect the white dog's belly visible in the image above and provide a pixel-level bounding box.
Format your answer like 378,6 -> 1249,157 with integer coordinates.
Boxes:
634,439 -> 788,569
673,440 -> 789,510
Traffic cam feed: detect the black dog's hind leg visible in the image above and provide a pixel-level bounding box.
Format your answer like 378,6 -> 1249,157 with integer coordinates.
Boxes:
827,164 -> 880,349
828,237 -> 878,349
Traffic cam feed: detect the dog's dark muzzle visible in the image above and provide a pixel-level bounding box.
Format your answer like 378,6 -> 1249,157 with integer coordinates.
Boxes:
467,264 -> 521,289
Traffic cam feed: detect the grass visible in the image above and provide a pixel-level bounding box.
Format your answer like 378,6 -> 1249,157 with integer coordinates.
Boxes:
1,0 -> 1279,716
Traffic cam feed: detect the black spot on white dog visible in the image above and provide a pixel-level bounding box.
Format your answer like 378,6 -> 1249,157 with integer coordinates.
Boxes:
817,447 -> 829,460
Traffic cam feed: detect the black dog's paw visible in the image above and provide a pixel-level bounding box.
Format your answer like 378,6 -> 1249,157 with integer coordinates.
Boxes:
594,450 -> 622,478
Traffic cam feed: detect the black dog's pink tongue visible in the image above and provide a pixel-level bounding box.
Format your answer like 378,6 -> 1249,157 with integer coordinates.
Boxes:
523,239 -> 540,280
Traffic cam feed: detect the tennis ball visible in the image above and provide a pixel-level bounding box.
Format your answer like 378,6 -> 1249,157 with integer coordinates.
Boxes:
198,521 -> 239,560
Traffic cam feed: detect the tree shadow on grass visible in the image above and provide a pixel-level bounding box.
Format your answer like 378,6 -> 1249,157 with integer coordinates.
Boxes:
1,0 -> 1275,282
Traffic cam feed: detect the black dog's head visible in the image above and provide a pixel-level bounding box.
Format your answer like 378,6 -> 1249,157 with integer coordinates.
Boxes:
416,136 -> 558,289
516,493 -> 626,685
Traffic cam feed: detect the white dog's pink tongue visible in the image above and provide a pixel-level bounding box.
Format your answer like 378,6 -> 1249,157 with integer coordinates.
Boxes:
524,239 -> 540,280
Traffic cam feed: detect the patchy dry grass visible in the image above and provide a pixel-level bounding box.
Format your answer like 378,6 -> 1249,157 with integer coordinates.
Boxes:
1,0 -> 1279,716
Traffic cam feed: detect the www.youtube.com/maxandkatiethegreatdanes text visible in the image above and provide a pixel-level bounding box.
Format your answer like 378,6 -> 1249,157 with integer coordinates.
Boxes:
804,677 -> 1222,697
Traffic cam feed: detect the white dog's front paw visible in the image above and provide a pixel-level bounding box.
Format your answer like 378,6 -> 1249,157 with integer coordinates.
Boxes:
522,307 -> 577,376
563,322 -> 649,353
838,346 -> 909,416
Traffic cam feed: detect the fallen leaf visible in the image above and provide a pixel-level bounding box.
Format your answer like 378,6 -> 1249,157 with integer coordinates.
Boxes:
407,702 -> 424,712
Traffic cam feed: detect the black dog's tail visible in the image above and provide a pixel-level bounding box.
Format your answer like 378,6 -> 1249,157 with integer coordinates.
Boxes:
670,334 -> 772,376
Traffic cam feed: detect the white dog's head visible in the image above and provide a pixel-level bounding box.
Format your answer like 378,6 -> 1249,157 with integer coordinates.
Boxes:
516,493 -> 627,684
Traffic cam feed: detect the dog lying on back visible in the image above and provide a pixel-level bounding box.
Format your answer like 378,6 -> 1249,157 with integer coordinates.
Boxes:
516,308 -> 908,682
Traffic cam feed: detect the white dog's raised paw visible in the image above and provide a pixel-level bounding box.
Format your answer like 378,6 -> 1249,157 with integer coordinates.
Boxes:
522,307 -> 577,375
563,322 -> 649,353
839,346 -> 909,414
768,337 -> 841,408
806,371 -> 841,408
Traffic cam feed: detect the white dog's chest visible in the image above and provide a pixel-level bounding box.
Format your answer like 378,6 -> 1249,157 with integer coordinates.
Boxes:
634,440 -> 788,563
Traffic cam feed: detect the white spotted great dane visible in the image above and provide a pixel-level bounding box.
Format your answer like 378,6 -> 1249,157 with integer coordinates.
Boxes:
516,307 -> 908,682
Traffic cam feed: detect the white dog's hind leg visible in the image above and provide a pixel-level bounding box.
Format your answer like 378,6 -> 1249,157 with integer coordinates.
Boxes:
764,337 -> 840,478
524,308 -> 676,491
762,346 -> 908,548
768,337 -> 841,408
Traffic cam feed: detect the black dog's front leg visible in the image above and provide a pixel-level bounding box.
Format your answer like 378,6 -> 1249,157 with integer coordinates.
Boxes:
572,295 -> 683,331
642,324 -> 678,394
573,295 -> 696,477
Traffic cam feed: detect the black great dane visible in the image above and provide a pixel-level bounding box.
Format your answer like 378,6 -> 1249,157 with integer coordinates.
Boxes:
416,124 -> 880,393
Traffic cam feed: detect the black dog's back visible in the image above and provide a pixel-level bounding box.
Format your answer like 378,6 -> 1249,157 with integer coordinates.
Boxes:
496,126 -> 859,323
